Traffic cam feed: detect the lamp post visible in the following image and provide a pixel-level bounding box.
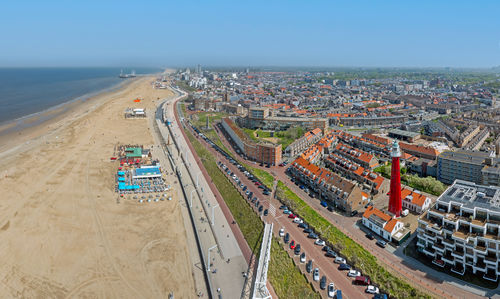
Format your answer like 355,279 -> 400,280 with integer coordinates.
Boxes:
211,204 -> 219,226
190,189 -> 196,208
207,245 -> 218,272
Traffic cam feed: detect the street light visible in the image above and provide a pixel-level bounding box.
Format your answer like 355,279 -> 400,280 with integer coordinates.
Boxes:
211,204 -> 219,226
190,189 -> 196,208
196,172 -> 202,188
207,244 -> 218,272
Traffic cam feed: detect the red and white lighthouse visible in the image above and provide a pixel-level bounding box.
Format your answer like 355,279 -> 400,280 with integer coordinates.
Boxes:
388,140 -> 402,217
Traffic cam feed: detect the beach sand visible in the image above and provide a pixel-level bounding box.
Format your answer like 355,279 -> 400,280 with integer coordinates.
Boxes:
0,77 -> 196,298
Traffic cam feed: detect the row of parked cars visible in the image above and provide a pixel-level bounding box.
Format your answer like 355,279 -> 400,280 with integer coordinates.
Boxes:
279,205 -> 387,298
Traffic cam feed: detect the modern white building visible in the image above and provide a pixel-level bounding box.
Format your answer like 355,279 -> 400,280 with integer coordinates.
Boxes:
417,180 -> 500,282
362,206 -> 404,242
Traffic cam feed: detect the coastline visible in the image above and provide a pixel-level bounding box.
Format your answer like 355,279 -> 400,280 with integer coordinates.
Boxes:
0,77 -> 139,159
0,74 -> 197,297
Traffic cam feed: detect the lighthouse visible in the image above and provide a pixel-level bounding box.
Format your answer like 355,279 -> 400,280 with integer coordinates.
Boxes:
388,140 -> 402,217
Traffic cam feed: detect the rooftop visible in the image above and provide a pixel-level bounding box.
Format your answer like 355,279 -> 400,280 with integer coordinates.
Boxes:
438,180 -> 500,212
439,149 -> 492,165
388,128 -> 420,138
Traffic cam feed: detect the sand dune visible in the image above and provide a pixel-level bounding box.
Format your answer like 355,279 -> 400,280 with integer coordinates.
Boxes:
0,77 -> 195,298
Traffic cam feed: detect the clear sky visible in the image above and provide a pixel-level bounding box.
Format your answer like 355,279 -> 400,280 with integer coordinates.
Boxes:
1,0 -> 499,68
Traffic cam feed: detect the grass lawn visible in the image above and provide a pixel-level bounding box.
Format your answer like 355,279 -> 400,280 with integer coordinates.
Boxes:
268,238 -> 319,298
242,127 -> 305,150
275,181 -> 431,299
184,129 -> 319,297
243,163 -> 275,189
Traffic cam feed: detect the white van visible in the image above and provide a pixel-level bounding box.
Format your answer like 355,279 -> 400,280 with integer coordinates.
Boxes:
402,209 -> 409,217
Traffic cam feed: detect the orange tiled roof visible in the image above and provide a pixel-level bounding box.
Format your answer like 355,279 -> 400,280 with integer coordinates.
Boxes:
384,219 -> 399,233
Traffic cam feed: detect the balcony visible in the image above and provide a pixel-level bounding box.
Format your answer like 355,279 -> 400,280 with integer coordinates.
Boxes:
427,223 -> 443,235
443,238 -> 454,247
474,260 -> 487,271
475,244 -> 487,254
429,207 -> 446,217
485,255 -> 497,265
425,231 -> 437,241
451,264 -> 465,276
423,247 -> 436,257
452,231 -> 468,241
432,243 -> 445,252
483,268 -> 498,282
484,232 -> 500,242
452,249 -> 465,258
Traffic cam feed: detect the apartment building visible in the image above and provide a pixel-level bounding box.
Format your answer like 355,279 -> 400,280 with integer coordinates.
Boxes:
285,128 -> 323,157
333,142 -> 379,169
221,118 -> 282,165
417,180 -> 500,281
437,150 -> 500,185
459,125 -> 480,148
463,128 -> 490,151
324,154 -> 386,195
399,142 -> 440,160
289,157 -> 366,213
338,115 -> 407,127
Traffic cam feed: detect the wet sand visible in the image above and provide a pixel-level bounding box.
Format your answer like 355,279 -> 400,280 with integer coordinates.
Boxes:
0,76 -> 196,298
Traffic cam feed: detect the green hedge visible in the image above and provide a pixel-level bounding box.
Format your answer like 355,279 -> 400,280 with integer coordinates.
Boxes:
276,181 -> 430,299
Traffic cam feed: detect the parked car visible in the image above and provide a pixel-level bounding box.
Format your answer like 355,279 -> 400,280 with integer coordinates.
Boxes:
263,190 -> 270,195
307,232 -> 318,239
283,209 -> 291,214
351,210 -> 358,217
303,228 -> 313,234
366,233 -> 375,240
327,283 -> 335,298
279,228 -> 285,237
294,244 -> 301,255
320,275 -> 327,290
348,269 -> 361,277
279,205 -> 287,210
288,213 -> 296,219
335,257 -> 346,264
300,252 -> 306,263
284,233 -> 289,244
335,290 -> 342,299
366,286 -> 379,294
373,294 -> 388,299
327,206 -> 334,212
290,240 -> 295,249
298,223 -> 308,229
322,245 -> 331,252
313,268 -> 320,281
258,206 -> 263,212
320,201 -> 328,207
306,260 -> 313,273
293,217 -> 303,224
325,250 -> 337,258
354,276 -> 371,285
263,209 -> 268,216
376,240 -> 387,248
315,239 -> 325,246
338,263 -> 351,271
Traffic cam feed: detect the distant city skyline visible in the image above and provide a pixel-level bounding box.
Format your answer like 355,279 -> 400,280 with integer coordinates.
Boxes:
1,1 -> 499,68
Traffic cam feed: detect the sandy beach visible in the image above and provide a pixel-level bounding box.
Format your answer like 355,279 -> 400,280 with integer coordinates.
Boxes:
0,76 -> 195,298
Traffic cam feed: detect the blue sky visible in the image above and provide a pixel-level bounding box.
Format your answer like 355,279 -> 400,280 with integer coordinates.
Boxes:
1,1 -> 499,68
